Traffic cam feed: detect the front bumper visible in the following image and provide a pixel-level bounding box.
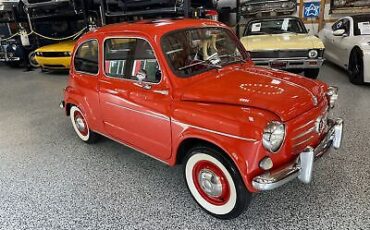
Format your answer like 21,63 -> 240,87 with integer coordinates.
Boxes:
252,118 -> 343,191
253,58 -> 324,70
0,51 -> 21,62
35,56 -> 71,70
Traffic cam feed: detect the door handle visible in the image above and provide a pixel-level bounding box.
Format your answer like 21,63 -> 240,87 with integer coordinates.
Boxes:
153,90 -> 169,96
133,82 -> 152,90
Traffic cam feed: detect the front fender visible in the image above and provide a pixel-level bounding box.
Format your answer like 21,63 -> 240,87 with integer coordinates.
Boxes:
170,102 -> 280,192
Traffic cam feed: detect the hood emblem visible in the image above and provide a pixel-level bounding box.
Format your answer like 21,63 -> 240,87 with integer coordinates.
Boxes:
312,96 -> 318,106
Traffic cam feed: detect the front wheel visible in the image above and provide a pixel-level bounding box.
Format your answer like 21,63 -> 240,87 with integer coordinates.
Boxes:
183,146 -> 252,219
28,51 -> 40,68
304,69 -> 320,79
70,106 -> 98,143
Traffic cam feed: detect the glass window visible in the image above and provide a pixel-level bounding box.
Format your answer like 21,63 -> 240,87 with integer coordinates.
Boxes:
244,18 -> 307,36
104,38 -> 160,83
162,27 -> 248,78
332,19 -> 350,34
74,40 -> 99,74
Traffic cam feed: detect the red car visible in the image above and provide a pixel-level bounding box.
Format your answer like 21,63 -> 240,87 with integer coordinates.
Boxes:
61,19 -> 343,219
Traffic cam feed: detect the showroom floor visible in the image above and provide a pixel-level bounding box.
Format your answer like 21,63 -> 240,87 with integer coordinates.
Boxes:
0,63 -> 369,229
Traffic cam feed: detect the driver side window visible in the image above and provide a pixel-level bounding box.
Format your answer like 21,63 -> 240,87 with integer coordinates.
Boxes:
104,38 -> 160,83
332,19 -> 350,34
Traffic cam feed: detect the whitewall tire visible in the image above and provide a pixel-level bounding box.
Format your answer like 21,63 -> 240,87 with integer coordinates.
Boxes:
70,106 -> 98,143
184,146 -> 251,219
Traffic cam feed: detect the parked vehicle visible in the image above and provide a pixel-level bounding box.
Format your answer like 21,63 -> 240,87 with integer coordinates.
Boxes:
240,16 -> 325,79
0,0 -> 27,66
241,0 -> 296,16
22,0 -> 88,19
61,19 -> 343,219
217,0 -> 296,16
35,40 -> 75,71
99,0 -> 218,21
319,14 -> 370,84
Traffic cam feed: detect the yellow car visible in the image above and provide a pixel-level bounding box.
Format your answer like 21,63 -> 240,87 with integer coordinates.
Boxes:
35,40 -> 75,71
240,16 -> 325,79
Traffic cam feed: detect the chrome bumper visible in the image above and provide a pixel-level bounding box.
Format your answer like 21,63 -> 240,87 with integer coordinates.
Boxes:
252,118 -> 343,191
253,58 -> 324,70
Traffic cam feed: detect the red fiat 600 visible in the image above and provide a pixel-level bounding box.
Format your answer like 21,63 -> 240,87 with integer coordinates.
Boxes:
61,19 -> 343,219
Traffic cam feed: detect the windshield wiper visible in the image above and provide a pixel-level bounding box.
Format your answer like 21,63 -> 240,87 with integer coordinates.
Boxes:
178,58 -> 221,71
219,54 -> 247,64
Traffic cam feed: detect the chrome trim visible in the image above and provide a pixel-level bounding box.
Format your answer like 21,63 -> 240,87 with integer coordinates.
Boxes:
105,101 -> 170,122
292,127 -> 315,140
293,120 -> 315,132
172,120 -> 257,142
292,136 -> 314,148
252,118 -> 343,191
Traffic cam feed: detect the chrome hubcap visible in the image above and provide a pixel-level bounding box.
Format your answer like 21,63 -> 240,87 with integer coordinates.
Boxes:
75,117 -> 86,131
198,169 -> 222,197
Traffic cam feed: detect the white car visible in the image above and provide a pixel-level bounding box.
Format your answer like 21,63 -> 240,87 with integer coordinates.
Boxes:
319,14 -> 370,84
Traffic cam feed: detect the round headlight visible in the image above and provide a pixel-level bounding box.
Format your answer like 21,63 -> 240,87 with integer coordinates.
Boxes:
262,121 -> 285,152
11,44 -> 17,51
247,5 -> 253,12
308,49 -> 318,59
282,3 -> 288,8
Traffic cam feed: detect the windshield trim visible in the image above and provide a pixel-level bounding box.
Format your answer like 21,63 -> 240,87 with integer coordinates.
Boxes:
160,26 -> 250,78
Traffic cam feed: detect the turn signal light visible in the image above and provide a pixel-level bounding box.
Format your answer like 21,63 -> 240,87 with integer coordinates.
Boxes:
259,157 -> 273,170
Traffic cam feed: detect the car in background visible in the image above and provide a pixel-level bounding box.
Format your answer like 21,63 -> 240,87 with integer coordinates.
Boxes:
100,0 -> 218,19
240,0 -> 296,16
318,14 -> 370,84
216,0 -> 296,16
240,16 -> 325,79
0,0 -> 27,67
35,40 -> 74,71
61,19 -> 343,219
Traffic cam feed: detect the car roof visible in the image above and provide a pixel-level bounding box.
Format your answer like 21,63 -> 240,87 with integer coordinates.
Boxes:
94,18 -> 226,37
350,14 -> 370,21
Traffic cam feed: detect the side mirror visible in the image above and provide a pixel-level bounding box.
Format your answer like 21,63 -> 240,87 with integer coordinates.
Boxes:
136,69 -> 147,82
333,29 -> 346,37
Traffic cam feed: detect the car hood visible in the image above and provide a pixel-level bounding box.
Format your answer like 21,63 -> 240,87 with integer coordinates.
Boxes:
240,33 -> 324,51
35,40 -> 75,52
180,66 -> 327,122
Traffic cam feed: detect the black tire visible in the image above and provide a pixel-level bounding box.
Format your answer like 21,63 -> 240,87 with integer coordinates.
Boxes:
183,146 -> 252,219
28,51 -> 40,68
348,48 -> 364,85
304,69 -> 320,79
70,106 -> 98,144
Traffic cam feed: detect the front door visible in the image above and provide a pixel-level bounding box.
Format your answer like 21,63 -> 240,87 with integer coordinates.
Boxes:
99,37 -> 172,160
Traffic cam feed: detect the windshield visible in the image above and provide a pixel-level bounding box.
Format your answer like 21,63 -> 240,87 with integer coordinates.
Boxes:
162,27 -> 248,78
245,18 -> 307,36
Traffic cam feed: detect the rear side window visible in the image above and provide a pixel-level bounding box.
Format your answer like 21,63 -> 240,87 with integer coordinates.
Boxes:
74,40 -> 99,75
104,38 -> 160,83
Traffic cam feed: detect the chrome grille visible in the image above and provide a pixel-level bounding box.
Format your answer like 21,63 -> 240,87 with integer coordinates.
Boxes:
289,110 -> 329,154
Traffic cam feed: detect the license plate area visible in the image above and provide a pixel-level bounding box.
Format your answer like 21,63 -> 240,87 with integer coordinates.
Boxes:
271,61 -> 287,69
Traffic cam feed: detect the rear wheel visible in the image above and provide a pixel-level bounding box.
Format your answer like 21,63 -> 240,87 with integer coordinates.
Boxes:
183,146 -> 251,219
304,69 -> 320,79
348,48 -> 364,85
70,106 -> 98,143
